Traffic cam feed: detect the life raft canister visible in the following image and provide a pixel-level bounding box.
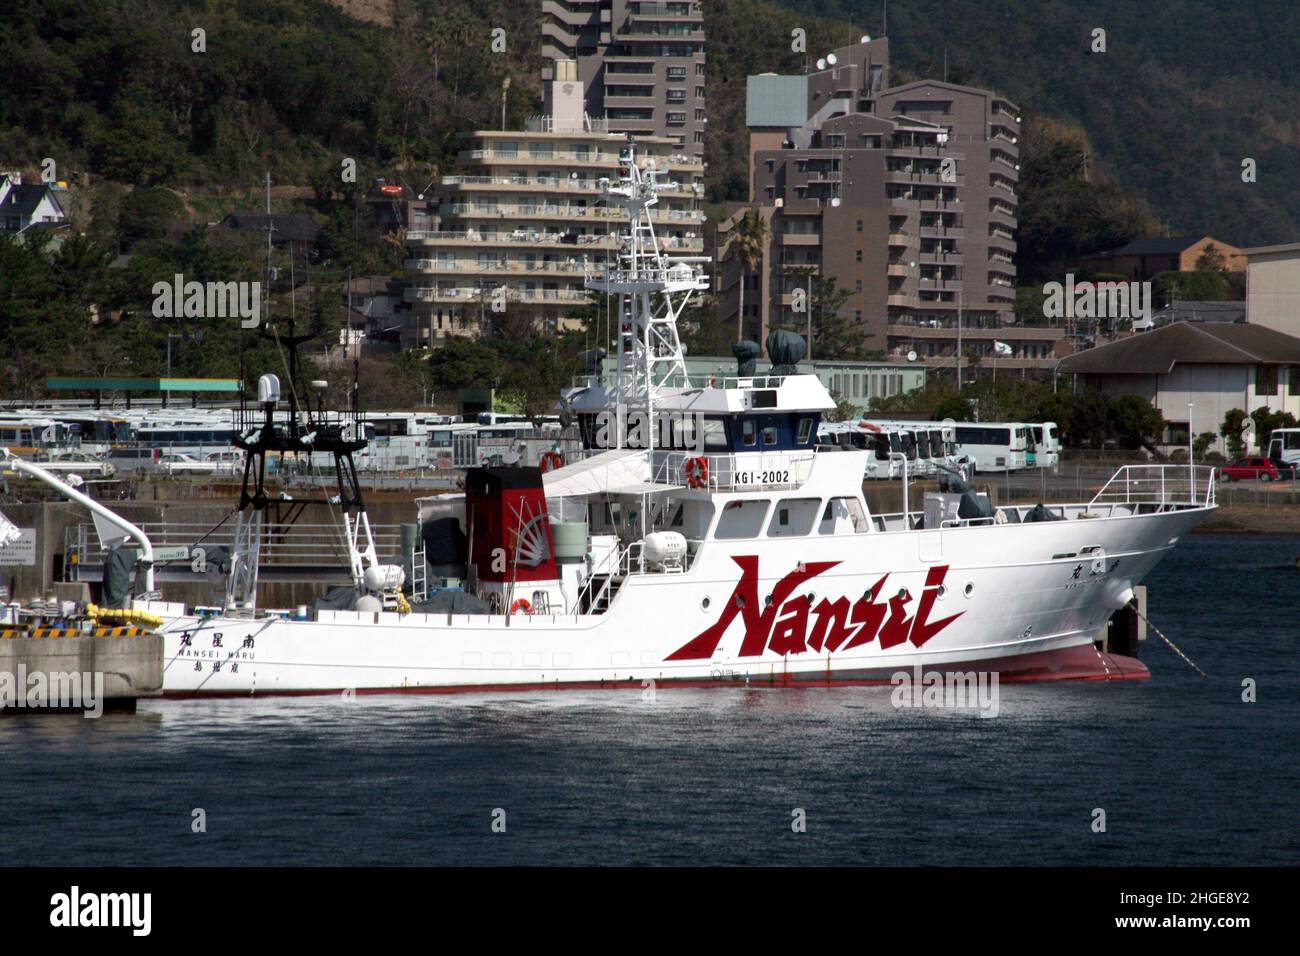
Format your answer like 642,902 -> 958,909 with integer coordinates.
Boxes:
510,598 -> 533,615
539,450 -> 563,473
684,455 -> 709,488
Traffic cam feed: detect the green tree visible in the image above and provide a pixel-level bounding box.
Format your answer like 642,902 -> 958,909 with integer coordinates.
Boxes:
1192,431 -> 1217,461
1152,270 -> 1229,305
1220,408 -> 1248,459
427,336 -> 502,392
726,210 -> 767,343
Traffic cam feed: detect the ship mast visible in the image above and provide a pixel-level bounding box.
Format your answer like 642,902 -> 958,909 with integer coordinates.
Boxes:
585,142 -> 709,452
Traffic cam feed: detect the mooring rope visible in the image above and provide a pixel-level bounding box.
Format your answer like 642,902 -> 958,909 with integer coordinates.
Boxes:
1132,605 -> 1208,679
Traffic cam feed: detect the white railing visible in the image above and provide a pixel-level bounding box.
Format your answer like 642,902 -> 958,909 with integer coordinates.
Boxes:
1088,464 -> 1218,509
650,449 -> 816,492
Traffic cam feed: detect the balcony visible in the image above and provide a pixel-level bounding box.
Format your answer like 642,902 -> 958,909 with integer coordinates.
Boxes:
457,149 -> 621,166
989,230 -> 1017,251
919,250 -> 963,264
442,175 -> 603,192
779,232 -> 822,245
405,259 -> 590,276
887,293 -> 920,308
406,286 -> 593,305
920,224 -> 965,239
886,168 -> 965,187
405,230 -> 620,249
887,232 -> 913,247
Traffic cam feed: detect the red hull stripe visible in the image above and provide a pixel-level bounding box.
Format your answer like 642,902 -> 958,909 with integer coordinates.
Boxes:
160,645 -> 1149,699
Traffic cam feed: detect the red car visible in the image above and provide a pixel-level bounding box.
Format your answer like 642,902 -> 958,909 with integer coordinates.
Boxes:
1219,457 -> 1289,481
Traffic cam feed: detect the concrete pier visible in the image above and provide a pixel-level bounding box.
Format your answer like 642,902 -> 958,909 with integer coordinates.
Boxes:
0,633 -> 162,714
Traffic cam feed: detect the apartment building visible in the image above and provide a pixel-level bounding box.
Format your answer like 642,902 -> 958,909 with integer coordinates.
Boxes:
717,38 -> 1050,377
541,0 -> 707,163
403,70 -> 705,345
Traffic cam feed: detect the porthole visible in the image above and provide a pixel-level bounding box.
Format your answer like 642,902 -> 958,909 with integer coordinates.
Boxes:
897,587 -> 909,601
964,582 -> 974,598
936,585 -> 946,599
764,594 -> 773,606
805,592 -> 816,605
701,597 -> 711,611
863,588 -> 873,602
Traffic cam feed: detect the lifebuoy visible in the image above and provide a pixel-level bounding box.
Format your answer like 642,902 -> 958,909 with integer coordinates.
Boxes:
684,456 -> 709,489
539,450 -> 563,473
510,598 -> 533,615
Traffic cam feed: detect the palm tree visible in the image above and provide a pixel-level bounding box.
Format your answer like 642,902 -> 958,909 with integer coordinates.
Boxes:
729,210 -> 768,342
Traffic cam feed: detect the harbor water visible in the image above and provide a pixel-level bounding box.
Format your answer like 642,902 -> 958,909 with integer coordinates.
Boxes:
1,533 -> 1296,866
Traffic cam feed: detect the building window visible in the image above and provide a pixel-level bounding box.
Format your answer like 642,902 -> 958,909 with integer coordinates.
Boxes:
667,66 -> 686,81
856,220 -> 863,232
1290,366 -> 1300,396
667,89 -> 686,102
855,250 -> 863,261
666,112 -> 686,126
1257,365 -> 1279,396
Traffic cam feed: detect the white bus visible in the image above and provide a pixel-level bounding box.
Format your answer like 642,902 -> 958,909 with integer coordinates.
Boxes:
953,423 -> 1030,473
1266,428 -> 1300,466
816,421 -> 910,479
1027,422 -> 1060,469
862,419 -> 968,477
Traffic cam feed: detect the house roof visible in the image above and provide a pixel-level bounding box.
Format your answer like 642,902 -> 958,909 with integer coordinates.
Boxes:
1058,322 -> 1300,375
1085,235 -> 1215,258
219,213 -> 320,243
2,182 -> 64,219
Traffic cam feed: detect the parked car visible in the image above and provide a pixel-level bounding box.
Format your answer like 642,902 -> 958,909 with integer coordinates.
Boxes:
105,447 -> 161,474
38,451 -> 115,478
158,453 -> 220,476
1219,457 -> 1287,482
204,451 -> 243,475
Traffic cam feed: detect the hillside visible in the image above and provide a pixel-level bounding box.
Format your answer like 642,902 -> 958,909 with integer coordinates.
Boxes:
772,0 -> 1300,247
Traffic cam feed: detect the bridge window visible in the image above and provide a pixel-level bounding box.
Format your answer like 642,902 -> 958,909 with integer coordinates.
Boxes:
819,497 -> 868,534
762,423 -> 779,446
796,417 -> 814,445
702,417 -> 728,451
741,418 -> 757,447
714,499 -> 770,539
768,498 -> 820,537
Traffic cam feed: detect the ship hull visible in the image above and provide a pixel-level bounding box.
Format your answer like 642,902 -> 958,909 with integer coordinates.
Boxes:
151,506 -> 1208,697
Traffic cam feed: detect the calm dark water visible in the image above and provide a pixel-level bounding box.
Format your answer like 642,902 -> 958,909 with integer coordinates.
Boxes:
2,533 -> 1296,866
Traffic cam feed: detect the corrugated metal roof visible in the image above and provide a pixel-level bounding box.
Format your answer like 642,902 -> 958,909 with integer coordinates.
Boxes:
1058,322 -> 1300,375
746,74 -> 808,128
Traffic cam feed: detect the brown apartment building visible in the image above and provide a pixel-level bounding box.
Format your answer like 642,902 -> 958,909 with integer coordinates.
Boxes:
717,38 -> 1064,379
542,1 -> 706,163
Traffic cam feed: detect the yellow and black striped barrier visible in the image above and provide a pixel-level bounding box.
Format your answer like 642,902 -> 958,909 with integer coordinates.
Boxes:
1,626 -> 150,639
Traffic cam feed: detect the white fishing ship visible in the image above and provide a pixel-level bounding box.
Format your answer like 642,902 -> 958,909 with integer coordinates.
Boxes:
142,146 -> 1217,695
